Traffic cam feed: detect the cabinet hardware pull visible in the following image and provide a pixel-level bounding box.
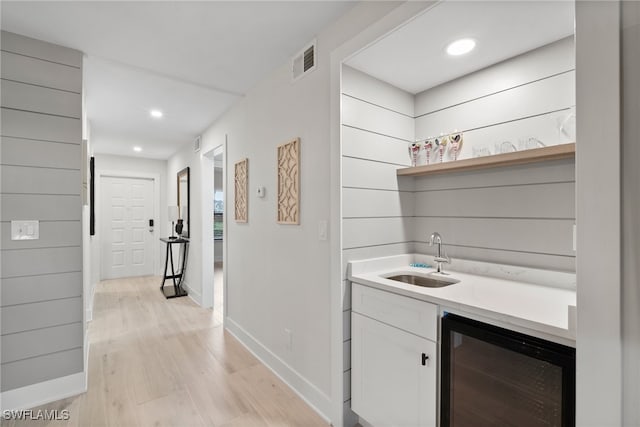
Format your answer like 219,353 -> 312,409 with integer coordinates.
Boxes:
422,353 -> 429,366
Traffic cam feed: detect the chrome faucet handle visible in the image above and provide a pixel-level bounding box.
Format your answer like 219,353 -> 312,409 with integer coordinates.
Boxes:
434,255 -> 450,264
428,232 -> 442,246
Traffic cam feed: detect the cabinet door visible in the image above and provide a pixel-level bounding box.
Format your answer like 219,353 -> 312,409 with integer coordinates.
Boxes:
352,312 -> 437,427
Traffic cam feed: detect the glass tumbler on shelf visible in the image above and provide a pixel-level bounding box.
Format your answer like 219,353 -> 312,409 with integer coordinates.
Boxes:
472,145 -> 492,158
495,141 -> 517,154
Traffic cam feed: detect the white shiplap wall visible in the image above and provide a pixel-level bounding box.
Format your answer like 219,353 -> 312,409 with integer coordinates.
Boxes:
341,65 -> 415,407
413,37 -> 576,271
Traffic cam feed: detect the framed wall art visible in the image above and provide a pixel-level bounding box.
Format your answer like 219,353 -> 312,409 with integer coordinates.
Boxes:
234,158 -> 248,223
277,138 -> 300,225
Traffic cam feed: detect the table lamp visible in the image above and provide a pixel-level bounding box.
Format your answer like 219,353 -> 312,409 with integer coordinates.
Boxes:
168,206 -> 179,239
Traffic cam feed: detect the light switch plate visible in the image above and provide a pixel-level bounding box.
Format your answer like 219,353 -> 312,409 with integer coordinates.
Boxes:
318,220 -> 328,241
11,220 -> 39,240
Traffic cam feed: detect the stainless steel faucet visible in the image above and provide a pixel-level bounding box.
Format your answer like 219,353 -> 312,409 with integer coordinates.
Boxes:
429,232 -> 450,273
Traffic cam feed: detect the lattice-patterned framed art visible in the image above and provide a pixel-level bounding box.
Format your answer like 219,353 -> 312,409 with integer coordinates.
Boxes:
234,158 -> 248,223
277,138 -> 300,225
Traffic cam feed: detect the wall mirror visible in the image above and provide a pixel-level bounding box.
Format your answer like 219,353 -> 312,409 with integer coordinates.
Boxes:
343,1 -> 576,164
177,167 -> 190,238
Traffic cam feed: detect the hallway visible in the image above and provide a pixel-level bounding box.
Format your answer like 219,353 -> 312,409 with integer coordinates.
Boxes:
4,276 -> 326,426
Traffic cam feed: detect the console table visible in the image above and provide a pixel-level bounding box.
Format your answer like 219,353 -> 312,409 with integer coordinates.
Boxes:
160,237 -> 189,299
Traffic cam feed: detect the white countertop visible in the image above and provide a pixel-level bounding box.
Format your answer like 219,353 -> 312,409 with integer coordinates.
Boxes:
348,254 -> 577,346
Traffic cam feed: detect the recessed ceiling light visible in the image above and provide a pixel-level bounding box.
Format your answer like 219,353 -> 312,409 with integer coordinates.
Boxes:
133,146 -> 142,152
446,38 -> 476,56
150,109 -> 163,118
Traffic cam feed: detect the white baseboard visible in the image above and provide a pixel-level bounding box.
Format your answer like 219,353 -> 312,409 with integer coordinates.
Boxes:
184,282 -> 202,306
0,372 -> 87,412
225,317 -> 331,423
84,328 -> 90,390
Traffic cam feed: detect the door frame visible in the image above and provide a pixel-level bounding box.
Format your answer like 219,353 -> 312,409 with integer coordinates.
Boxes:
96,170 -> 161,279
201,140 -> 227,319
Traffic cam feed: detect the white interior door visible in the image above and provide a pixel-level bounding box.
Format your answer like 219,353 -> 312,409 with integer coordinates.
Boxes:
101,176 -> 155,279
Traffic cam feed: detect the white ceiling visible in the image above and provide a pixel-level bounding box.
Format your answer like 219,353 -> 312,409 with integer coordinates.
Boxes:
1,1 -> 355,159
346,1 -> 575,95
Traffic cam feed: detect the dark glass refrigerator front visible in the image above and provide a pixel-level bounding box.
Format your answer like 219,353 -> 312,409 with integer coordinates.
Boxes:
441,313 -> 575,427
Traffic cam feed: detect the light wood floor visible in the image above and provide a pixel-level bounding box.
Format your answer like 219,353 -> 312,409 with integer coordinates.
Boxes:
4,275 -> 327,427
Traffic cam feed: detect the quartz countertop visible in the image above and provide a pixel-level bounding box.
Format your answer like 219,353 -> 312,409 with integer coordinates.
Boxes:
348,254 -> 577,346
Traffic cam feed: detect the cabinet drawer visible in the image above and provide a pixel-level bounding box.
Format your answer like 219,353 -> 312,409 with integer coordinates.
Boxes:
352,283 -> 438,341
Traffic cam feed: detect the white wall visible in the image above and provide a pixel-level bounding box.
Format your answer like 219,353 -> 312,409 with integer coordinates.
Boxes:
92,153 -> 168,283
167,143 -> 202,303
575,2 -> 621,425
166,2 -> 404,422
622,2 -> 640,424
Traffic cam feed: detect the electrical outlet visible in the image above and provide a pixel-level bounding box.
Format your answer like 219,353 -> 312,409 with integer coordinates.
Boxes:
285,328 -> 293,351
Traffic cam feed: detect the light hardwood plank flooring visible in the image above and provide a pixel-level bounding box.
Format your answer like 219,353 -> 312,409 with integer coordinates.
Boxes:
3,275 -> 328,427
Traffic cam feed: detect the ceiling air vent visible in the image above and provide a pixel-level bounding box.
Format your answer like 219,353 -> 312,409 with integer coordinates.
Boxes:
194,135 -> 201,152
292,40 -> 316,82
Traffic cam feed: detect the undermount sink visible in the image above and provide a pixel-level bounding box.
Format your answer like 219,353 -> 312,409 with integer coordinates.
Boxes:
385,274 -> 459,288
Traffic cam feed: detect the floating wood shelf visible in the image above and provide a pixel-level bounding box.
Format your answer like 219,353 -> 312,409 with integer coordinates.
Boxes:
397,143 -> 575,177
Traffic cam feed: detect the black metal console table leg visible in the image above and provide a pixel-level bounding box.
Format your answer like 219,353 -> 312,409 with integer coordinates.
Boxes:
160,238 -> 189,299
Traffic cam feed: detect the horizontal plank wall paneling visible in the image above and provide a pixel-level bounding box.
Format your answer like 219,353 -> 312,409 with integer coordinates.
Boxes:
413,159 -> 575,191
412,38 -> 576,272
1,297 -> 83,335
414,242 -> 575,272
0,108 -> 81,144
1,165 -> 81,195
414,182 -> 575,219
341,66 -> 416,404
1,51 -> 82,93
1,137 -> 82,169
415,71 -> 574,139
342,126 -> 410,166
1,247 -> 83,278
342,157 -> 413,191
414,217 -> 574,256
343,188 -> 414,218
1,194 -> 82,221
342,66 -> 414,116
0,31 -> 83,393
1,348 -> 84,392
415,37 -> 575,115
0,31 -> 82,68
344,217 -> 415,250
1,322 -> 83,364
1,272 -> 83,307
1,79 -> 82,118
342,96 -> 414,142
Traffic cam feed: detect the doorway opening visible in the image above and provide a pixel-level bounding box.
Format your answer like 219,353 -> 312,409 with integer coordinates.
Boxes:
213,148 -> 224,322
202,142 -> 226,319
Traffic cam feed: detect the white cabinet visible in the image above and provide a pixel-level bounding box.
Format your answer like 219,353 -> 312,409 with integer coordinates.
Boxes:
351,284 -> 438,427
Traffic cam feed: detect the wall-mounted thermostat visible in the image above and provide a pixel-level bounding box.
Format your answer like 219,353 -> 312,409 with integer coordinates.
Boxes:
11,220 -> 39,240
257,186 -> 266,198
